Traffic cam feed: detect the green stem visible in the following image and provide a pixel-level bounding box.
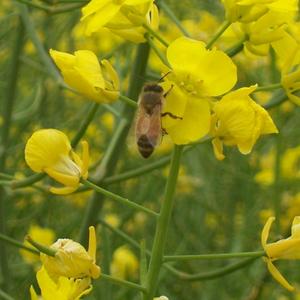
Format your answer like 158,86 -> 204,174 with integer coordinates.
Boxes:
0,289 -> 15,300
17,3 -> 62,82
100,273 -> 146,292
0,174 -> 13,180
81,179 -> 158,217
98,218 -> 145,253
163,251 -> 265,262
263,90 -> 286,110
102,144 -> 198,185
71,102 -> 99,148
225,37 -> 246,57
0,233 -> 39,256
143,23 -> 169,47
15,0 -> 50,11
146,36 -> 170,68
158,1 -> 190,37
78,42 -> 150,246
167,257 -> 259,281
0,17 -> 25,290
11,173 -> 46,189
206,20 -> 231,49
119,94 -> 138,109
254,83 -> 282,92
51,3 -> 84,14
144,145 -> 183,300
26,236 -> 56,257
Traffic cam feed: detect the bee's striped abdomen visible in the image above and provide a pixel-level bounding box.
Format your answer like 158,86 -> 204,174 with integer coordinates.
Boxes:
137,134 -> 154,158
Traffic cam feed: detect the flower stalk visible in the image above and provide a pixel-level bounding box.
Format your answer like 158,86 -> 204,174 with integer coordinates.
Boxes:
144,145 -> 183,300
81,178 -> 159,217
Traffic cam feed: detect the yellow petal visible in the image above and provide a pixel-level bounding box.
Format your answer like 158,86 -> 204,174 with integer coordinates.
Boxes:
25,129 -> 71,173
161,81 -> 187,129
266,239 -> 300,259
165,96 -> 211,145
74,50 -> 105,89
88,226 -> 97,261
167,37 -> 207,74
81,0 -> 111,20
167,37 -> 237,96
82,3 -> 121,35
212,138 -> 225,160
196,48 -> 237,96
292,216 -> 300,238
29,286 -> 38,300
50,186 -> 78,195
261,216 -> 275,249
49,49 -> 75,70
45,168 -> 79,187
264,258 -> 295,291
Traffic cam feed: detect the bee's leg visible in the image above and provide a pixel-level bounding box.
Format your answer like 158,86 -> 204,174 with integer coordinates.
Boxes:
161,112 -> 183,120
163,84 -> 174,98
161,127 -> 168,136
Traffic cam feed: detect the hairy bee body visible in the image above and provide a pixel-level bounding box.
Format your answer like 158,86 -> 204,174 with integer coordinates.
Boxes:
135,84 -> 164,158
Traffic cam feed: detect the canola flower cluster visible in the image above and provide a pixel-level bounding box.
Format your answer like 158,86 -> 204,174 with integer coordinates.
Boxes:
4,0 -> 300,298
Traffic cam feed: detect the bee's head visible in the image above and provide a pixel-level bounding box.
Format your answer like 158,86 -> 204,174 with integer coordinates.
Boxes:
143,84 -> 163,93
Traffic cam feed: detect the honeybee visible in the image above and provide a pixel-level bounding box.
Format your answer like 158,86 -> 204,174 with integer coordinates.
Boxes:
135,83 -> 179,158
135,83 -> 163,158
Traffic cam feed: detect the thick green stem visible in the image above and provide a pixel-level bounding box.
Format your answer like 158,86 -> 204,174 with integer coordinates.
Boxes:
0,17 -> 24,290
100,273 -> 146,292
144,145 -> 183,300
81,179 -> 158,217
78,42 -> 150,246
163,251 -> 265,262
206,20 -> 231,49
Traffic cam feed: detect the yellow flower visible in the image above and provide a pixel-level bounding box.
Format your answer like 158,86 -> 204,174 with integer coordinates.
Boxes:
30,266 -> 92,300
272,31 -> 300,105
261,216 -> 300,291
20,225 -> 56,265
41,226 -> 100,280
25,129 -> 89,195
242,5 -> 297,56
50,49 -> 119,103
81,0 -> 158,43
211,86 -> 278,160
161,37 -> 237,145
107,2 -> 159,43
223,0 -> 297,23
110,246 -> 139,279
154,297 -> 169,300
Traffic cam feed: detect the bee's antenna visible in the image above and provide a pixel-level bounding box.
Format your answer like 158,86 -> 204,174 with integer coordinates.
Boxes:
158,71 -> 171,83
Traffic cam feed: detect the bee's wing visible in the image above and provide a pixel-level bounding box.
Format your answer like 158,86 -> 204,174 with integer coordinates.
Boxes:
144,104 -> 162,148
